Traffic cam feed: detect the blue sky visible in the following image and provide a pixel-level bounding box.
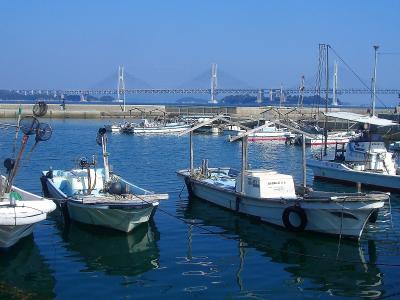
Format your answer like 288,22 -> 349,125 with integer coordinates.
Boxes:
0,0 -> 399,103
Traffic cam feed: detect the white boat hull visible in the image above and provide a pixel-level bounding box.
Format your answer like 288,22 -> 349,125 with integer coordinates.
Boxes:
0,175 -> 56,248
0,224 -> 35,248
307,159 -> 400,190
133,124 -> 190,134
67,201 -> 156,232
179,172 -> 383,238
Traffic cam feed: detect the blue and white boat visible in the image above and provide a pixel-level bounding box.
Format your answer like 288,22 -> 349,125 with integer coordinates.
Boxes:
41,128 -> 168,232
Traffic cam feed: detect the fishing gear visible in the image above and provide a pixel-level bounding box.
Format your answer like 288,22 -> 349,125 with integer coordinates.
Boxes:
25,123 -> 53,161
32,101 -> 48,117
5,116 -> 52,193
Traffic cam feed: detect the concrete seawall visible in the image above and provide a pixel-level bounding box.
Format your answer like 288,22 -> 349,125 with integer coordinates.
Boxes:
0,103 -> 397,121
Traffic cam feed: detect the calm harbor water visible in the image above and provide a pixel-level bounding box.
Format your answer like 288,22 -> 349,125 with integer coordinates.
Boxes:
0,119 -> 399,299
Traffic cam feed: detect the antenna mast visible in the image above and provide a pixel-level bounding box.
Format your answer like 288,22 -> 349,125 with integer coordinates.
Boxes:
332,61 -> 338,106
372,45 -> 379,117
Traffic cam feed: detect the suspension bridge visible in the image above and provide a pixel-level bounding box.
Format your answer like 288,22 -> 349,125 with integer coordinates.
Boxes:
5,62 -> 400,105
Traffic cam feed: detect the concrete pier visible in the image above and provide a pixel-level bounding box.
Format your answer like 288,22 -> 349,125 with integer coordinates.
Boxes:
0,103 -> 397,124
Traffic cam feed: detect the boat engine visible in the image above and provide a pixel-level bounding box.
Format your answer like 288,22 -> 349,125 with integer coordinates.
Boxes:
108,181 -> 127,195
4,158 -> 15,173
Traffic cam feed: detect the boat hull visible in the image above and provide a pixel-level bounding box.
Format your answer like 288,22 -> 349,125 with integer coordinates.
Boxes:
67,201 -> 156,232
0,224 -> 35,248
178,172 -> 383,238
42,174 -> 159,232
307,159 -> 400,191
133,124 -> 190,134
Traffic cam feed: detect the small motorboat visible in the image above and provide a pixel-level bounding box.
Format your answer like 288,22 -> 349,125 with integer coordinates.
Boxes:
229,121 -> 294,141
0,114 -> 56,248
307,112 -> 400,191
177,118 -> 388,239
41,128 -> 168,232
104,123 -> 122,133
122,119 -> 190,134
0,177 -> 56,248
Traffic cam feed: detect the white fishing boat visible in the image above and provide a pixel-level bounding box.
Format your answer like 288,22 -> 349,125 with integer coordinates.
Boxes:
0,115 -> 56,248
223,124 -> 245,136
41,128 -> 168,232
229,121 -> 294,141
104,123 -> 121,133
122,119 -> 190,134
307,112 -> 400,190
296,130 -> 359,146
194,125 -> 222,135
177,117 -> 388,239
0,177 -> 56,248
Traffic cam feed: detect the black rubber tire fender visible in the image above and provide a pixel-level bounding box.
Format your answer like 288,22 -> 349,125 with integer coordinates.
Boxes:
282,206 -> 308,232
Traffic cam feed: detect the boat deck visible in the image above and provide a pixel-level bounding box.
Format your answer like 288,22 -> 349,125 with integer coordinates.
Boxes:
73,193 -> 168,204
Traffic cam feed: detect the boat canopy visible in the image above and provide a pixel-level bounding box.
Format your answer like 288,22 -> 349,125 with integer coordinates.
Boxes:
324,112 -> 397,127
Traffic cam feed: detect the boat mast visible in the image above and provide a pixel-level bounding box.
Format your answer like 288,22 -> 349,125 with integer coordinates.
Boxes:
102,132 -> 110,182
189,131 -> 194,175
240,135 -> 248,193
371,45 -> 379,117
332,61 -> 338,106
323,44 -> 329,156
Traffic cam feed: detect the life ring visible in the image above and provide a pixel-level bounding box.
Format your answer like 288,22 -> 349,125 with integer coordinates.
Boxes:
282,206 -> 307,232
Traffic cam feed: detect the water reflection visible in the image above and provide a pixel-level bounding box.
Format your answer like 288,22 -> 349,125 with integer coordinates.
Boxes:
0,237 -> 55,300
59,221 -> 160,277
180,196 -> 383,298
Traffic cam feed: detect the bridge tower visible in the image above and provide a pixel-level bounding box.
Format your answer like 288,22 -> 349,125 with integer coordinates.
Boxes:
279,84 -> 286,107
256,89 -> 264,104
209,63 -> 218,104
269,89 -> 273,102
116,65 -> 126,111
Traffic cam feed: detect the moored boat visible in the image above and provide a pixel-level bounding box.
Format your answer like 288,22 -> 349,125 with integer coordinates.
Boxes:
122,119 -> 190,134
41,128 -> 168,232
104,123 -> 122,133
177,118 -> 388,239
296,130 -> 359,146
307,112 -> 400,191
0,177 -> 56,248
229,121 -> 294,141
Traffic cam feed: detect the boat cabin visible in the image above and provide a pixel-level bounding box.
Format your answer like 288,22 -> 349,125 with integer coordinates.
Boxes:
235,169 -> 297,199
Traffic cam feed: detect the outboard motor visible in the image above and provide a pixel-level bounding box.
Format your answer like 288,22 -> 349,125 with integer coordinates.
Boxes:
108,181 -> 127,195
4,158 -> 15,174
